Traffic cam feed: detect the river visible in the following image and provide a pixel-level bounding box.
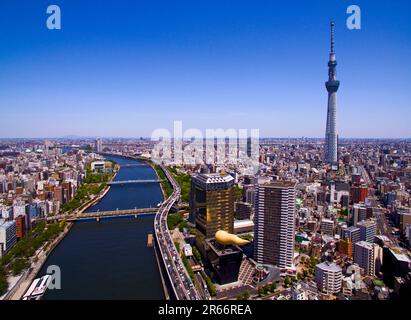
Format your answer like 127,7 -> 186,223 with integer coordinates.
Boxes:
38,155 -> 165,299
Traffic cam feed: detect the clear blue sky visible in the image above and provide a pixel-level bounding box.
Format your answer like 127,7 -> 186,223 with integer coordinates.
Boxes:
0,0 -> 410,138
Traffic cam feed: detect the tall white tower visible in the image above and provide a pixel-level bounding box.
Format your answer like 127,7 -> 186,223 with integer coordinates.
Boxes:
324,21 -> 339,164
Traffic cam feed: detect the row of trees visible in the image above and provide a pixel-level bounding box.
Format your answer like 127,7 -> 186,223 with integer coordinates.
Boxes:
169,167 -> 191,203
258,282 -> 277,296
0,221 -> 66,295
61,183 -> 106,213
153,164 -> 173,198
61,160 -> 117,213
181,253 -> 195,281
283,275 -> 298,288
236,289 -> 250,300
167,213 -> 183,230
204,275 -> 216,297
300,256 -> 320,276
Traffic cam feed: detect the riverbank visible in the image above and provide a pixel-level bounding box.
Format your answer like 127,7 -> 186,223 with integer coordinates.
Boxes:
35,154 -> 165,299
1,162 -> 120,300
2,222 -> 73,300
67,163 -> 119,215
153,240 -> 170,300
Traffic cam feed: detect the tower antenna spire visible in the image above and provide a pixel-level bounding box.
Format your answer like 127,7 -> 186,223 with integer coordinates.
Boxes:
330,20 -> 335,54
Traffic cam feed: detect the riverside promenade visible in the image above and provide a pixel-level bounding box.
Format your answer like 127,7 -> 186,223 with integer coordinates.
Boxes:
3,223 -> 73,300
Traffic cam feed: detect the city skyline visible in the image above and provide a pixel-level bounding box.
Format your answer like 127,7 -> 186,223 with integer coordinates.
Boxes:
0,1 -> 410,139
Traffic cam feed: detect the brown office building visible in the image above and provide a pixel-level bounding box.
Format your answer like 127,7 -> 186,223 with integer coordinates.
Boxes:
15,215 -> 26,240
189,173 -> 235,239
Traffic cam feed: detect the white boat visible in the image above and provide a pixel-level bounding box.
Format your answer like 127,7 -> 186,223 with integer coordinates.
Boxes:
22,278 -> 41,300
22,275 -> 51,300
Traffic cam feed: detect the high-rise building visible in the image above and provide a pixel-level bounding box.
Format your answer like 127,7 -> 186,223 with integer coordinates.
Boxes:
354,241 -> 383,276
234,201 -> 252,220
95,138 -> 103,153
344,226 -> 361,244
382,247 -> 411,287
321,218 -> 335,236
15,215 -> 26,240
357,219 -> 377,242
338,239 -> 353,258
343,226 -> 361,256
189,173 -> 235,238
0,219 -> 17,257
315,261 -> 342,295
254,181 -> 296,269
324,21 -> 340,164
350,203 -> 367,226
352,185 -> 369,204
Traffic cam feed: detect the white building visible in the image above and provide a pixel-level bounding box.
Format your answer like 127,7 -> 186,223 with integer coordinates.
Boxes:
315,261 -> 342,295
351,203 -> 367,226
291,283 -> 307,300
321,218 -> 335,236
353,241 -> 383,276
183,244 -> 193,257
95,138 -> 103,153
0,219 -> 17,257
13,204 -> 26,219
91,161 -> 106,171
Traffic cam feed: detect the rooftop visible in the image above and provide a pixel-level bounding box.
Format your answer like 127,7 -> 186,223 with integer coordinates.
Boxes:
316,261 -> 342,273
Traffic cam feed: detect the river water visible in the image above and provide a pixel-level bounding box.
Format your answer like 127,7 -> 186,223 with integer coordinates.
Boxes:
38,155 -> 165,299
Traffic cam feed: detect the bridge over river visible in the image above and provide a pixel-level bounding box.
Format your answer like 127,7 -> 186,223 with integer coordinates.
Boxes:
46,207 -> 159,222
107,179 -> 162,185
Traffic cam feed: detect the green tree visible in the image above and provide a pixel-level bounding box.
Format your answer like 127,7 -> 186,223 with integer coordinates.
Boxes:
205,275 -> 216,297
192,247 -> 202,263
284,276 -> 291,287
237,290 -> 250,300
167,213 -> 183,230
233,185 -> 243,201
10,258 -> 30,276
0,267 -> 8,296
174,242 -> 180,253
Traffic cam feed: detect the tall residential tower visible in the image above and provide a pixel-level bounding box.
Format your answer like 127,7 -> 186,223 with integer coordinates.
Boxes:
324,21 -> 340,164
254,181 -> 296,269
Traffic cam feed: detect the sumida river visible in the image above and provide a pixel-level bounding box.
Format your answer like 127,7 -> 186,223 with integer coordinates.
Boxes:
38,155 -> 165,299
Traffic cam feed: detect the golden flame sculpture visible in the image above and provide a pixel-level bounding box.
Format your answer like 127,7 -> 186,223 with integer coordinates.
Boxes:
215,230 -> 250,246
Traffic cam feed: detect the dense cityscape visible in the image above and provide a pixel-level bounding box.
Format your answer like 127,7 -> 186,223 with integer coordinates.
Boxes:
0,2 -> 410,310
1,131 -> 410,300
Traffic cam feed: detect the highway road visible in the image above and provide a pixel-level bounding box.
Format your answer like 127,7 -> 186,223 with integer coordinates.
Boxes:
360,165 -> 372,186
374,209 -> 399,246
154,164 -> 201,300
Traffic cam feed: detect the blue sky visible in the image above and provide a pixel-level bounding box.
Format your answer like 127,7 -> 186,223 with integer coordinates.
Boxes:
0,0 -> 410,138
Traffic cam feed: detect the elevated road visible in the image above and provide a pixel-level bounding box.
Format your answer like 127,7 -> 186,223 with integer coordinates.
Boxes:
154,164 -> 201,300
